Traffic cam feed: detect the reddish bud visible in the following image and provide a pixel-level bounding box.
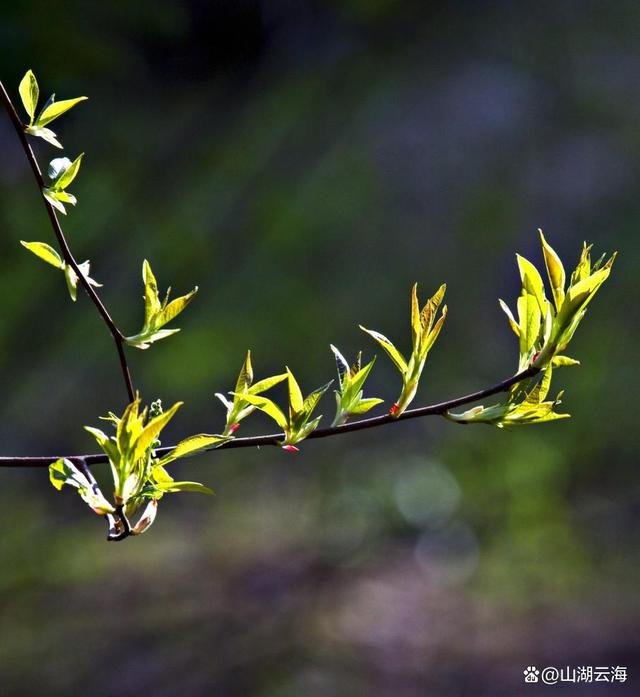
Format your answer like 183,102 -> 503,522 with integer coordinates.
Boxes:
282,444 -> 299,453
229,423 -> 240,434
389,403 -> 400,416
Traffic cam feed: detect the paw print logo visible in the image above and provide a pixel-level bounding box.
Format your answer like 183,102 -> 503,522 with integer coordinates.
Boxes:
523,666 -> 540,683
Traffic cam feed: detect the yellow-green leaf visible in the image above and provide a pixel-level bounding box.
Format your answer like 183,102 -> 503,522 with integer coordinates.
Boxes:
19,70 -> 39,124
410,283 -> 420,349
235,350 -> 254,393
157,433 -> 229,467
516,254 -> 546,310
158,287 -> 198,326
135,401 -> 183,461
142,259 -> 161,320
359,326 -> 408,375
249,372 -> 288,395
517,292 -> 541,357
499,298 -> 520,336
538,230 -> 565,310
286,368 -> 304,415
20,240 -> 63,269
36,96 -> 88,127
236,393 -> 288,430
55,153 -> 83,190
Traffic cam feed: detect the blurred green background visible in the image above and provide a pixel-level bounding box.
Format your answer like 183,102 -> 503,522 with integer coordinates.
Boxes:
1,1 -> 638,695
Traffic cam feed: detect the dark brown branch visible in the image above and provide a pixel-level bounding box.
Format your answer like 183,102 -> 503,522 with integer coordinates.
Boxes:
0,79 -> 135,402
0,365 -> 539,468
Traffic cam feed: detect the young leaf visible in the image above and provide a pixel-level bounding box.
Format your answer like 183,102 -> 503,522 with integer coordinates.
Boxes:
156,434 -> 229,467
55,153 -> 83,189
36,96 -> 88,127
126,260 -> 198,349
19,70 -> 39,124
359,326 -> 408,374
49,458 -> 115,515
538,229 -> 565,310
236,393 -> 289,430
516,254 -> 546,311
20,241 -> 63,269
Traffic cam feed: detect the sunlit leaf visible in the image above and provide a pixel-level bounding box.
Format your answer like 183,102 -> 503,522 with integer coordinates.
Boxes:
157,433 -> 229,467
359,326 -> 408,375
55,153 -> 83,189
499,299 -> 520,336
20,240 -> 63,269
36,95 -> 88,127
286,368 -> 304,415
19,70 -> 38,124
539,229 -> 565,309
516,254 -> 546,311
235,350 -> 254,393
236,393 -> 288,430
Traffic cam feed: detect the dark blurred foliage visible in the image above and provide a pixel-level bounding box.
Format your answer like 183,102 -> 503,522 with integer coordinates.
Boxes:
0,1 -> 639,695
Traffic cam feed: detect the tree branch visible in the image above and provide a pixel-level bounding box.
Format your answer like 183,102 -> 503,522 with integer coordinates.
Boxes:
0,365 -> 539,467
0,79 -> 135,402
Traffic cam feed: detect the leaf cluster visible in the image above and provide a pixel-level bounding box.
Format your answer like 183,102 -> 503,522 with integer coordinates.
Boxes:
500,230 -> 615,372
234,369 -> 332,450
360,283 -> 447,417
125,260 -> 198,349
19,69 -> 87,148
51,396 -> 228,537
330,345 -> 382,426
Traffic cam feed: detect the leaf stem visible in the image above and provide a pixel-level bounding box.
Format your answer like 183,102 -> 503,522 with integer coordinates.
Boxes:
0,79 -> 135,402
0,365 -> 540,467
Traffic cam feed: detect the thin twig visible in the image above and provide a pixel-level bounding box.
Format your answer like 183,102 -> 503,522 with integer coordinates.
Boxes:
0,365 -> 539,467
0,79 -> 135,402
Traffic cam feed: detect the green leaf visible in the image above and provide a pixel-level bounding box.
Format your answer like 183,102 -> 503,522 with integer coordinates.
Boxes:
142,259 -> 161,320
126,328 -> 181,350
516,254 -> 546,311
42,188 -> 67,214
20,241 -> 63,269
539,230 -> 565,310
55,153 -> 83,189
53,190 -> 77,205
158,288 -> 198,326
551,355 -> 580,367
36,96 -> 88,127
154,481 -> 214,495
499,299 -> 520,336
127,260 -> 197,349
359,326 -> 408,375
302,380 -> 332,416
348,357 -> 376,398
286,368 -> 304,415
419,283 -> 446,335
410,283 -> 421,349
235,350 -> 254,393
349,397 -> 384,415
235,393 -> 288,430
418,304 -> 447,357
517,292 -> 541,357
19,70 -> 39,124
249,372 -> 288,395
157,433 -> 229,467
134,401 -> 183,462
64,265 -> 79,301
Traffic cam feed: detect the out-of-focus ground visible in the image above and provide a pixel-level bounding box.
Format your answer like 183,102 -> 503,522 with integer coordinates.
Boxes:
0,2 -> 638,695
